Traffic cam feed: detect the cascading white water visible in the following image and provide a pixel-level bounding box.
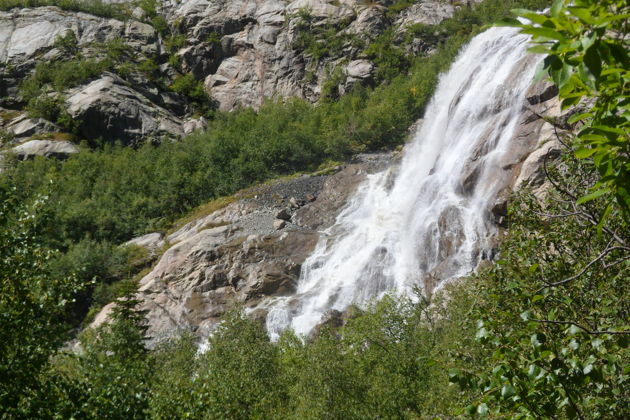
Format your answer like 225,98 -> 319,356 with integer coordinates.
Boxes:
266,26 -> 541,340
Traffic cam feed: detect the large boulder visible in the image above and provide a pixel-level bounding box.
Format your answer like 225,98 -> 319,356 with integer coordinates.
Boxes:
65,72 -> 184,145
11,139 -> 79,159
4,114 -> 59,140
124,232 -> 166,256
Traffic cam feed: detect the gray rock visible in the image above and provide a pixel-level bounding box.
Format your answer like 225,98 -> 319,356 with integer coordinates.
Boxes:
395,2 -> 456,27
65,72 -> 184,145
124,232 -> 165,255
285,0 -> 354,19
275,208 -> 292,221
11,139 -> 79,159
0,7 -> 125,64
345,59 -> 373,79
273,219 -> 286,230
289,197 -> 304,208
124,20 -> 158,56
183,116 -> 208,135
6,115 -> 59,140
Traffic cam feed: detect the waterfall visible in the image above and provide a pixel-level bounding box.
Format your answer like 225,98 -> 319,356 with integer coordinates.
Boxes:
266,26 -> 541,340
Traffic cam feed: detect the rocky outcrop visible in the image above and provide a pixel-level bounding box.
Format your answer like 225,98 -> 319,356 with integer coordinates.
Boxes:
0,7 -> 125,65
0,7 -> 159,103
96,154 -> 392,344
65,72 -> 184,145
124,232 -> 166,256
11,139 -> 79,159
4,114 -> 60,141
162,0 -> 477,110
0,1 -> 481,145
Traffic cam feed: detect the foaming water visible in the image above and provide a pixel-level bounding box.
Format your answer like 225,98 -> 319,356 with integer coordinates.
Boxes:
266,27 -> 540,340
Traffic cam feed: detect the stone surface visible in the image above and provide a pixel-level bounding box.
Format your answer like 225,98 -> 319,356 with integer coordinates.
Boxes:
0,1 -> 482,143
88,152 -> 393,345
395,2 -> 456,27
0,7 -> 124,64
11,139 -> 79,159
124,232 -> 166,255
65,72 -> 184,145
175,0 -> 470,111
345,59 -> 373,79
273,219 -> 287,230
5,115 -> 59,140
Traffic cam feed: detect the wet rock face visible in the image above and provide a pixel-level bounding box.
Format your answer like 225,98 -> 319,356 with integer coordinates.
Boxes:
108,154 -> 392,345
93,78 -> 560,344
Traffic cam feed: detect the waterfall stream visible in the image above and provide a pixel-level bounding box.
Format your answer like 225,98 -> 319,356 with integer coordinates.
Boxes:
266,26 -> 541,340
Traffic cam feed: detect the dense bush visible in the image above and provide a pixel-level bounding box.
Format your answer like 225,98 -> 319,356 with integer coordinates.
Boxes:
0,188 -> 83,417
451,153 -> 629,418
169,73 -> 212,113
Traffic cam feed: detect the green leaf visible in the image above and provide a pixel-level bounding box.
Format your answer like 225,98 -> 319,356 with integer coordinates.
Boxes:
501,384 -> 516,398
477,403 -> 489,416
576,187 -> 611,204
532,295 -> 544,303
521,26 -> 566,41
583,45 -> 602,78
476,327 -> 490,340
574,147 -> 597,158
527,45 -> 554,55
550,0 -> 563,19
595,13 -> 630,27
512,9 -> 549,25
596,203 -> 612,236
567,112 -> 592,124
495,17 -> 523,27
568,7 -> 595,24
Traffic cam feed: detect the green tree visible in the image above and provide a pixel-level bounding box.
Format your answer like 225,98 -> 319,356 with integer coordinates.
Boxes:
192,311 -> 285,419
75,295 -> 151,419
0,187 -> 82,417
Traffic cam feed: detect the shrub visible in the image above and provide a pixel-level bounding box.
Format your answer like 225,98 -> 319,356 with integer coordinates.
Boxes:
53,29 -> 78,54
